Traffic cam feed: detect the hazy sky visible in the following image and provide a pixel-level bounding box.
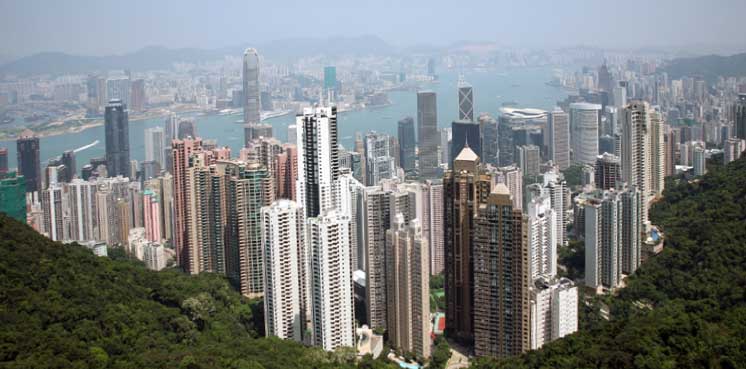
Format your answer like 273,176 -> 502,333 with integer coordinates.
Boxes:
2,0 -> 746,57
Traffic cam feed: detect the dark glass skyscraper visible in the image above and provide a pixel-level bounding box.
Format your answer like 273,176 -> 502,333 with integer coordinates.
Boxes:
735,93 -> 746,140
397,116 -> 416,173
0,148 -> 7,176
104,99 -> 130,177
458,81 -> 474,122
61,150 -> 76,182
417,91 -> 439,178
478,113 -> 499,166
16,130 -> 41,193
450,120 -> 481,165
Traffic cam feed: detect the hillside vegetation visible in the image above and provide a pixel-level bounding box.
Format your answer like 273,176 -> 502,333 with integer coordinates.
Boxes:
471,156 -> 746,368
0,213 -> 395,369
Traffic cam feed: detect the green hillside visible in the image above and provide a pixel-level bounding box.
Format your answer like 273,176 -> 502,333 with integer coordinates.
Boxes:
0,214 -> 395,369
471,157 -> 746,368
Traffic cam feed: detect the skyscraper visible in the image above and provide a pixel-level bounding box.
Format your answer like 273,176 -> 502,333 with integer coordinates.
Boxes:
417,91 -> 439,178
364,132 -> 397,186
363,187 -> 391,330
458,80 -> 474,122
104,99 -> 130,177
106,77 -> 131,106
307,210 -> 354,351
426,179 -> 444,275
296,106 -> 339,218
517,145 -> 541,177
172,138 -> 203,273
324,66 -> 337,102
0,172 -> 26,222
0,148 -> 7,176
473,184 -> 530,358
547,108 -> 570,169
227,162 -> 273,298
693,145 -> 706,176
649,111 -> 665,197
295,106 -> 354,350
527,195 -> 557,280
570,103 -> 602,165
16,130 -> 41,193
451,120 -> 481,165
478,113 -> 499,166
584,187 -> 642,291
444,146 -> 492,344
67,178 -> 97,242
386,216 -> 431,359
262,200 -> 306,343
595,153 -> 621,190
130,79 -> 146,112
397,117 -> 416,174
363,187 -> 390,330
144,127 -> 166,170
495,165 -> 523,211
61,150 -> 76,182
734,93 -> 746,140
274,144 -> 297,201
621,101 -> 655,223
243,48 -> 262,145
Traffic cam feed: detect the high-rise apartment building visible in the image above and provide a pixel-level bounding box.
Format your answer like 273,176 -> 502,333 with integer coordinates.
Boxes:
296,106 -> 340,218
417,91 -> 439,178
570,103 -> 602,165
67,178 -> 97,242
426,179 -> 444,275
16,130 -> 41,193
527,195 -> 557,280
444,146 -> 492,343
172,138 -> 203,273
693,145 -> 706,176
363,187 -> 391,330
274,144 -> 297,201
307,210 -> 354,351
106,77 -> 131,106
262,200 -> 306,343
529,277 -> 578,350
386,216 -> 431,359
104,99 -> 130,177
472,184 -> 530,358
130,79 -> 146,112
547,108 -> 570,169
227,162 -> 273,298
595,153 -> 621,190
144,127 -> 166,170
584,187 -> 642,291
621,101 -> 659,223
495,165 -> 523,211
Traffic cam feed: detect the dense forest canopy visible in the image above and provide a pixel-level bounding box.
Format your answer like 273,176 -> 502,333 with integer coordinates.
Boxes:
0,213 -> 396,369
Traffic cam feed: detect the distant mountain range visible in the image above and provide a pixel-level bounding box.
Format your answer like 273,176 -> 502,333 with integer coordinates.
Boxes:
0,35 -> 398,76
663,52 -> 746,81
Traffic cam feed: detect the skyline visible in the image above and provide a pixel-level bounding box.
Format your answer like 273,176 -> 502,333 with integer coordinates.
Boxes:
2,0 -> 746,58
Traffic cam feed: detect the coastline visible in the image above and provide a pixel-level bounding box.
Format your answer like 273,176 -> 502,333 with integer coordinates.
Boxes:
0,108 -> 204,142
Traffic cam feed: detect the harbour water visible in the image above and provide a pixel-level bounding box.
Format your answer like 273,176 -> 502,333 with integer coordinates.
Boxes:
0,67 -> 567,175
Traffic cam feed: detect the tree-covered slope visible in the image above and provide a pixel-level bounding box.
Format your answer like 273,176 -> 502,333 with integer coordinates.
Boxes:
471,157 -> 746,369
0,214 -> 394,369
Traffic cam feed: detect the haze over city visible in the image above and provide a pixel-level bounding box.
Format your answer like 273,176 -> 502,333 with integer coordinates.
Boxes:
1,2 -> 746,369
2,0 -> 746,57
